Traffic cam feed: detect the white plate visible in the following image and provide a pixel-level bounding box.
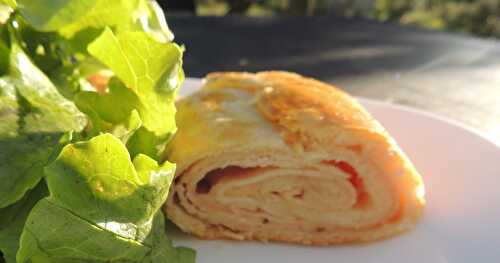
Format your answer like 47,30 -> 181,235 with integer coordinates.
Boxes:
170,78 -> 500,263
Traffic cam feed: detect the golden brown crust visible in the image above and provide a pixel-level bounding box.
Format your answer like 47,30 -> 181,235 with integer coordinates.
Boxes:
164,71 -> 425,246
206,71 -> 382,130
203,71 -> 389,152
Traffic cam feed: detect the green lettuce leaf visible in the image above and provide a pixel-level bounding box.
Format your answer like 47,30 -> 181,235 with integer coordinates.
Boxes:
9,44 -> 86,133
0,45 -> 85,208
0,77 -> 17,136
74,77 -> 141,136
136,0 -> 174,43
126,127 -> 160,161
17,198 -> 150,263
17,206 -> 193,263
0,0 -> 15,9
88,28 -> 182,139
16,0 -> 97,32
56,0 -> 140,37
0,182 -> 47,263
17,134 -> 193,263
12,18 -> 71,75
16,0 -> 174,41
0,131 -> 58,208
1,1 -> 191,262
0,40 -> 8,74
43,133 -> 173,224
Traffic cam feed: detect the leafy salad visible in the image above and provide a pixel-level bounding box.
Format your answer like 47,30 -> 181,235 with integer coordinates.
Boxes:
0,0 -> 195,262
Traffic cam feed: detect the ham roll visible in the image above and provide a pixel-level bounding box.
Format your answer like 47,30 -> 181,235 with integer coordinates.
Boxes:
164,71 -> 425,245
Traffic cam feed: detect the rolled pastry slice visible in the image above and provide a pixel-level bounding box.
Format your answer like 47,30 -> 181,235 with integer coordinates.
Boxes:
164,71 -> 425,245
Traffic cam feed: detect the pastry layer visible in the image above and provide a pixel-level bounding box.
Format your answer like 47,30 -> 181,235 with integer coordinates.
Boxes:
164,71 -> 424,245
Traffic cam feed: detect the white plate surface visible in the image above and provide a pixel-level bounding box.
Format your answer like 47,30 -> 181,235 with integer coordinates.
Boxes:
170,78 -> 500,263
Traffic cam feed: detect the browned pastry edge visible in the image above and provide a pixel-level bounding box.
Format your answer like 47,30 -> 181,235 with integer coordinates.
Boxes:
164,71 -> 425,245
